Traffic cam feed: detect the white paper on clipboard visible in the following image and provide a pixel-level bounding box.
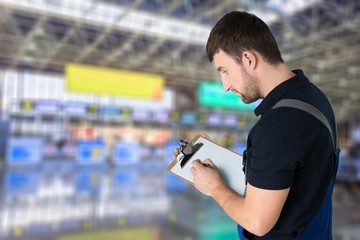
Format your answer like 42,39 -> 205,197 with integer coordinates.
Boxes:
167,135 -> 246,196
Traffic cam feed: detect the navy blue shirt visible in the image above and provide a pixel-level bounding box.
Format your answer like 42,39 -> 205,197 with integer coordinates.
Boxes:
244,70 -> 336,239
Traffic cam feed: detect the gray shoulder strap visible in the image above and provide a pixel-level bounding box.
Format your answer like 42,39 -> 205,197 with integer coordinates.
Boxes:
272,99 -> 338,150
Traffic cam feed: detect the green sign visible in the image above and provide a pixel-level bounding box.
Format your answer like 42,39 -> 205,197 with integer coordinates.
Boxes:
198,80 -> 256,111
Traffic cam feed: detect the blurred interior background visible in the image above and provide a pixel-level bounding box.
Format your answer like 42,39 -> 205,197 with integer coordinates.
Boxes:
0,0 -> 359,239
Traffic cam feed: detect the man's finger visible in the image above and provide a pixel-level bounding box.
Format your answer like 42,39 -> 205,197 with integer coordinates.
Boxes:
191,159 -> 203,169
202,158 -> 214,166
190,167 -> 196,176
193,159 -> 213,169
199,132 -> 211,140
172,149 -> 179,159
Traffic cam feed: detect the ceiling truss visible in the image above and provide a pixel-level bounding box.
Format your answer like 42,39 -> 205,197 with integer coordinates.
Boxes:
0,0 -> 359,123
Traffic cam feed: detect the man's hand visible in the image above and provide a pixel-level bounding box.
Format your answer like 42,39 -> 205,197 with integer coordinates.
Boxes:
172,132 -> 211,162
172,148 -> 180,161
199,132 -> 211,140
190,159 -> 225,196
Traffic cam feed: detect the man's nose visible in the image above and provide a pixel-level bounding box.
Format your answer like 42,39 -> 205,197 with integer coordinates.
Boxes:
222,79 -> 231,92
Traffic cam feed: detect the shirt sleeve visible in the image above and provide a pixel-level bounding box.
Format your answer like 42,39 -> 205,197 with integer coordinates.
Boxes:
247,116 -> 306,190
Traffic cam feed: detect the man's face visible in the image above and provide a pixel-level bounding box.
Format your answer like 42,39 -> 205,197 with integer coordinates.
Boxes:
213,49 -> 260,104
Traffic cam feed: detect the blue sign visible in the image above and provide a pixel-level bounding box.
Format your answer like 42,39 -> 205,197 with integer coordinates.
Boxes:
180,111 -> 197,125
132,108 -> 150,122
165,173 -> 187,192
64,101 -> 87,116
113,169 -> 138,188
152,110 -> 170,124
113,141 -> 140,165
75,169 -> 103,196
99,106 -> 119,117
223,114 -> 238,127
207,112 -> 222,126
76,139 -> 106,165
7,137 -> 43,165
5,171 -> 39,195
35,99 -> 60,113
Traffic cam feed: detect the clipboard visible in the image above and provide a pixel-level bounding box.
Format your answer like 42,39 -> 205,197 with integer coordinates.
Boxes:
167,135 -> 246,196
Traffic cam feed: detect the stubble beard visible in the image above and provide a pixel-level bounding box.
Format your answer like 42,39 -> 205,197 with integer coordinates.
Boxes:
239,70 -> 260,104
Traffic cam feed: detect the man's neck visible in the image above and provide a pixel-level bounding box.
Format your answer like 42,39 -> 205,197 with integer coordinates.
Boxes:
259,64 -> 295,98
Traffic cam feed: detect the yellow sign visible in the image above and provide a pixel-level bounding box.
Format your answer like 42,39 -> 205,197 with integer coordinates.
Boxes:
171,111 -> 180,122
13,227 -> 23,237
66,64 -> 164,100
87,104 -> 98,114
238,116 -> 247,126
198,113 -> 207,124
21,100 -> 34,110
58,227 -> 159,240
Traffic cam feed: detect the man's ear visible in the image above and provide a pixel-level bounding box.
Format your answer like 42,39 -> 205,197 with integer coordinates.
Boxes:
242,51 -> 257,70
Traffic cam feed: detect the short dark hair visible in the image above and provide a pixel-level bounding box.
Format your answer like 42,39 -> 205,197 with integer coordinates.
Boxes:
206,11 -> 284,64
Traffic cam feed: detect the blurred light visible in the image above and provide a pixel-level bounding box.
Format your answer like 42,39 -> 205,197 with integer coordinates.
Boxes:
312,74 -> 320,83
348,66 -> 358,75
0,0 -> 210,44
266,0 -> 321,15
247,8 -> 278,24
338,79 -> 347,87
316,61 -> 326,70
350,93 -> 359,100
22,56 -> 34,63
27,42 -> 37,51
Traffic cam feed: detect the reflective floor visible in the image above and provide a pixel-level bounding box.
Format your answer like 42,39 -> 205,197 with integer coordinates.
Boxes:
0,160 -> 359,240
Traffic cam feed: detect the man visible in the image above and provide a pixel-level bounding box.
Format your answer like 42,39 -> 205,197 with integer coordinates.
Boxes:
173,11 -> 338,239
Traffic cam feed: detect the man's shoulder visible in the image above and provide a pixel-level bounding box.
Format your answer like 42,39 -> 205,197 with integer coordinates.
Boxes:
252,103 -> 326,143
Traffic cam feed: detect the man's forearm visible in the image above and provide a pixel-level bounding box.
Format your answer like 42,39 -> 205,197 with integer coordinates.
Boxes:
211,183 -> 246,225
212,183 -> 289,237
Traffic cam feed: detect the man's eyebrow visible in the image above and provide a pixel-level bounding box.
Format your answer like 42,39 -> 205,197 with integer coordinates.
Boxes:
217,66 -> 225,72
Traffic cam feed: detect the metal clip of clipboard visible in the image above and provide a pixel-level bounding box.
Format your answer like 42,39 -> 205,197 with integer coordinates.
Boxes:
176,139 -> 204,168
